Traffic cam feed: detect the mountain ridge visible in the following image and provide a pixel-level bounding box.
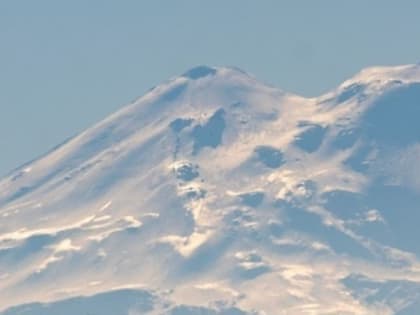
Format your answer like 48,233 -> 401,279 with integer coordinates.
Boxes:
1,63 -> 420,315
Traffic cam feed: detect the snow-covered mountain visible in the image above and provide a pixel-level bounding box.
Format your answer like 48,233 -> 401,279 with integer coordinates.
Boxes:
1,64 -> 420,315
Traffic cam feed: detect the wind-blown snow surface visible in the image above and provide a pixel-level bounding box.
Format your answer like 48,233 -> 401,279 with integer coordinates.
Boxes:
1,64 -> 420,314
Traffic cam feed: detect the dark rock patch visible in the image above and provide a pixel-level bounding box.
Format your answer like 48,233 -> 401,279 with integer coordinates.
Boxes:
254,146 -> 284,168
174,162 -> 199,181
294,123 -> 328,153
182,66 -> 217,80
336,83 -> 365,103
161,83 -> 188,102
331,128 -> 360,150
192,109 -> 226,154
238,191 -> 265,208
170,118 -> 193,133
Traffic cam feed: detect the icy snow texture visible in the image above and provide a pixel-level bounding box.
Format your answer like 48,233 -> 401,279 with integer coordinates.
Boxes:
1,64 -> 420,314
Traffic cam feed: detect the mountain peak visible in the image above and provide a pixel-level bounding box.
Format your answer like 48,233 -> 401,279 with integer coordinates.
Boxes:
341,63 -> 420,88
180,65 -> 252,81
1,63 -> 420,315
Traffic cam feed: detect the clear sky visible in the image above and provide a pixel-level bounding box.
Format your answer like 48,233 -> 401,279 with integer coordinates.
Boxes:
1,0 -> 420,176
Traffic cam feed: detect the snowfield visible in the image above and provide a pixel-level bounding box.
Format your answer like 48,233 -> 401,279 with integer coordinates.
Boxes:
1,64 -> 420,314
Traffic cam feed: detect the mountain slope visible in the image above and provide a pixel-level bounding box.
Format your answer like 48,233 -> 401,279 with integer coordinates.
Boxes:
1,64 -> 420,315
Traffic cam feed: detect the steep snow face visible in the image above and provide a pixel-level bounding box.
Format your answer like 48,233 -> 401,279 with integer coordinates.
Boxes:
1,64 -> 420,315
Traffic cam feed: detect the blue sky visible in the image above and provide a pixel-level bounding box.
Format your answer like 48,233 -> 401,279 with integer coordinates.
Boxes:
1,0 -> 420,176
